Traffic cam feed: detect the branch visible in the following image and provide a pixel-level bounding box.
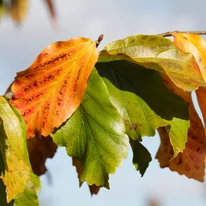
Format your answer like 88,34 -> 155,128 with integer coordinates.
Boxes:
158,31 -> 206,37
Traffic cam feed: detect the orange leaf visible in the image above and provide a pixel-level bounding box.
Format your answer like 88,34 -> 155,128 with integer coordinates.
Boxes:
156,75 -> 206,181
27,136 -> 57,176
196,87 -> 206,127
10,37 -> 99,138
173,32 -> 206,82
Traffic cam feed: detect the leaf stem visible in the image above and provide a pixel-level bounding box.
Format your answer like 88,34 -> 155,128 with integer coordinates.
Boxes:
96,34 -> 104,47
158,31 -> 206,37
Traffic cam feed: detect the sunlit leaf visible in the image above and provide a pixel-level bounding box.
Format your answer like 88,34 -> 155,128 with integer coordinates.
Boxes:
0,180 -> 14,205
10,37 -> 99,138
52,69 -> 128,188
27,136 -> 57,176
172,32 -> 206,133
156,76 -> 206,181
96,56 -> 190,157
0,96 -> 30,202
13,172 -> 40,206
173,32 -> 206,82
102,35 -> 205,90
9,0 -> 28,23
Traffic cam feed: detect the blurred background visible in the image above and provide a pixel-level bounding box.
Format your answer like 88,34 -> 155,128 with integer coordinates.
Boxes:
1,0 -> 206,205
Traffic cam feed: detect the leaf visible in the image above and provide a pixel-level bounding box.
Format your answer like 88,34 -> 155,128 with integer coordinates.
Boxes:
156,76 -> 206,181
129,139 -> 151,176
12,172 -> 40,206
196,87 -> 206,127
96,57 -> 190,157
0,179 -> 14,206
101,35 -> 205,90
173,32 -> 206,82
9,0 -> 28,23
72,157 -> 101,195
11,107 -> 40,206
172,32 -> 206,132
52,69 -> 128,188
27,136 -> 57,176
0,0 -> 5,21
0,96 -> 30,202
10,37 -> 99,138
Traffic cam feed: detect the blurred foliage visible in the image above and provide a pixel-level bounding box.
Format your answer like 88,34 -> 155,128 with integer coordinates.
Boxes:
0,0 -> 56,23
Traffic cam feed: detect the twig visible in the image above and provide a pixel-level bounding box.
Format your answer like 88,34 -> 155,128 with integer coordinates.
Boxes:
96,34 -> 104,48
158,31 -> 206,37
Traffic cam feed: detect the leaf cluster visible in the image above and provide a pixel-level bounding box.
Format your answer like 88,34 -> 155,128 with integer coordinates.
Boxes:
1,32 -> 206,205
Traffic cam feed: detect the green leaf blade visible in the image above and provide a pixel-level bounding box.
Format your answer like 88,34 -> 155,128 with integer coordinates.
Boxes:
96,58 -> 190,158
52,69 -> 129,188
130,139 -> 152,176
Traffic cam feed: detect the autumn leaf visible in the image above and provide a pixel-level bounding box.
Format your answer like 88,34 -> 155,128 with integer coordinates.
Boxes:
0,96 -> 40,204
101,35 -> 205,90
27,136 -> 57,176
96,56 -> 189,158
12,172 -> 40,206
196,87 -> 206,127
156,76 -> 206,181
173,32 -> 206,82
9,0 -> 28,23
52,69 -> 128,188
172,32 -> 206,135
10,36 -> 99,138
0,96 -> 30,202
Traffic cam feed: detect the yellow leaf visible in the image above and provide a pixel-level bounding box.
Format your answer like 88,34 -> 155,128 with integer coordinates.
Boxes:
9,0 -> 28,23
0,96 -> 30,202
173,32 -> 206,82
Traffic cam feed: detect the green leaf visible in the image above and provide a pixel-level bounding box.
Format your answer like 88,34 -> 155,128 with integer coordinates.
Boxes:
102,35 -> 205,91
0,96 -> 40,205
96,57 -> 190,157
52,69 -> 128,188
130,139 -> 151,176
13,172 -> 40,206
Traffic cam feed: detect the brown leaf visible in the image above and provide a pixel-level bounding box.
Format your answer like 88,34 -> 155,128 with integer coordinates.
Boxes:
27,136 -> 57,176
156,75 -> 206,181
10,37 -> 99,138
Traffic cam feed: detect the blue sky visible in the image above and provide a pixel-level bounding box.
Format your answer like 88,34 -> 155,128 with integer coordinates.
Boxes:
1,0 -> 206,206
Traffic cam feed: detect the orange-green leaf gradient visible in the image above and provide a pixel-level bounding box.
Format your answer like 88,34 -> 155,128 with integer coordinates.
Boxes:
10,37 -> 99,138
